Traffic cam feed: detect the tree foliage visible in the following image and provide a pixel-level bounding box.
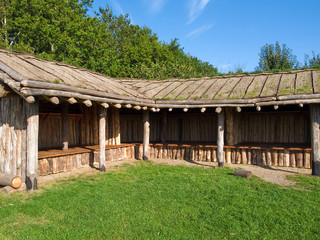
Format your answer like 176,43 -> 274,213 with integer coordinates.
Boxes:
0,0 -> 217,79
304,51 -> 320,69
256,42 -> 299,71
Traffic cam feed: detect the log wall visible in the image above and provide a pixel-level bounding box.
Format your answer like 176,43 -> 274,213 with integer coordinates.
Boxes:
134,144 -> 312,168
38,144 -> 135,175
0,97 -> 27,178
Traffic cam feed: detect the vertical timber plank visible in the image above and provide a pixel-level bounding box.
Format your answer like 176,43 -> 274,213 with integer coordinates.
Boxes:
310,104 -> 320,175
217,109 -> 225,167
143,110 -> 150,160
99,106 -> 106,171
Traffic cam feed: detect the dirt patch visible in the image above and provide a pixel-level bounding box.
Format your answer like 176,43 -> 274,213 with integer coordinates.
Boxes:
38,159 -> 312,187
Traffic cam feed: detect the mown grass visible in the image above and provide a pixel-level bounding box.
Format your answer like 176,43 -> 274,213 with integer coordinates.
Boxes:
0,161 -> 320,239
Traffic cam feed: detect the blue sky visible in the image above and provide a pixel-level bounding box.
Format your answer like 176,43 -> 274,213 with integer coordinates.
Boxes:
90,0 -> 320,73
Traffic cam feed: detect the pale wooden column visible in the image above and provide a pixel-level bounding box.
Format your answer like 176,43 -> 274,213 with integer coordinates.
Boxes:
143,110 -> 150,160
99,106 -> 107,172
26,101 -> 39,190
310,104 -> 320,176
217,108 -> 225,167
161,110 -> 167,144
61,103 -> 69,150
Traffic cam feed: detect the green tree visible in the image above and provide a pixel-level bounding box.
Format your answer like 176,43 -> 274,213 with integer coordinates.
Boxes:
304,51 -> 320,69
257,42 -> 299,71
0,1 -> 217,79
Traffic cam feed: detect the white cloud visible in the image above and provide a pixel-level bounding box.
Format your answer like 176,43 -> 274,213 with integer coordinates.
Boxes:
218,64 -> 232,73
110,0 -> 135,24
186,23 -> 214,38
188,0 -> 211,24
144,0 -> 168,14
110,0 -> 125,15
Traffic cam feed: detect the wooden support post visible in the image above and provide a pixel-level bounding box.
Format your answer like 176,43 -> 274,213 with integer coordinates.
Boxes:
143,110 -> 150,160
310,104 -> 320,176
99,106 -> 106,172
217,108 -> 225,167
26,101 -> 39,190
61,103 -> 69,150
161,110 -> 167,144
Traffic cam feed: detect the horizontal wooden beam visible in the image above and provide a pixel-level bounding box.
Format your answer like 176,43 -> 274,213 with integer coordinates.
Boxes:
21,79 -> 154,103
26,96 -> 35,103
101,103 -> 109,108
83,100 -> 92,107
67,97 -> 77,104
0,62 -> 27,81
277,94 -> 320,101
113,103 -> 121,108
133,105 -> 141,110
256,99 -> 320,106
45,96 -> 59,105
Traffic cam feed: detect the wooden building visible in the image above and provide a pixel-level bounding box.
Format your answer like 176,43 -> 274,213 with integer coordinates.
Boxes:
0,48 -> 320,190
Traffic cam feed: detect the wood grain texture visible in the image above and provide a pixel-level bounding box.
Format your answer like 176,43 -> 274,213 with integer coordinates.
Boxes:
26,101 -> 39,190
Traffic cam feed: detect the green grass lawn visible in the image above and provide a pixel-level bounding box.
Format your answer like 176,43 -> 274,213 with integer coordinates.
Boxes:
1,161 -> 320,239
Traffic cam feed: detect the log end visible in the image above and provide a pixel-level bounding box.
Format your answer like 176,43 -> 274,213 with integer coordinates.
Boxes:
234,169 -> 252,179
11,176 -> 23,189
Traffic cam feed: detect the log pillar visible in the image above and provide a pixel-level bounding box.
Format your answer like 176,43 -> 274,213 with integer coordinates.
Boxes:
143,110 -> 150,160
161,110 -> 167,144
310,104 -> 320,176
99,106 -> 106,172
26,101 -> 39,190
217,108 -> 225,167
61,103 -> 69,150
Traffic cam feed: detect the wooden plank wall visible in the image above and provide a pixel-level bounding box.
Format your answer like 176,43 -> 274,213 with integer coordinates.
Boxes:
39,104 -> 120,150
0,97 -> 27,177
39,114 -> 82,149
233,111 -> 310,145
120,113 -> 218,144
